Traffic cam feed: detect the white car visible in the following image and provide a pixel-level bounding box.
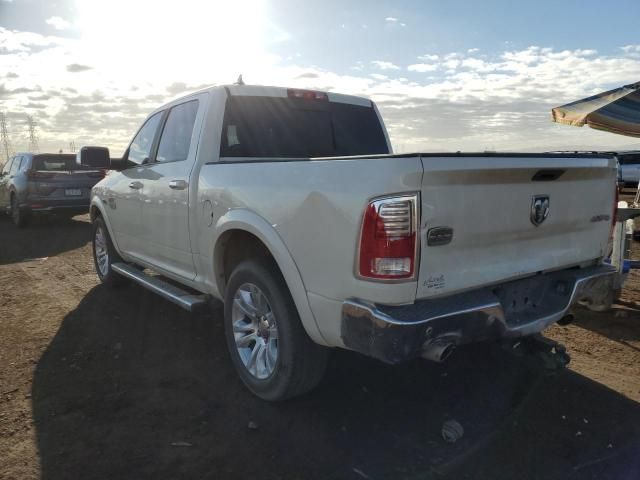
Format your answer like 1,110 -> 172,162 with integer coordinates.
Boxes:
82,84 -> 617,400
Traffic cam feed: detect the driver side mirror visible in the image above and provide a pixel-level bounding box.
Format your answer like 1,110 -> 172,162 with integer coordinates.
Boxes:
77,146 -> 110,169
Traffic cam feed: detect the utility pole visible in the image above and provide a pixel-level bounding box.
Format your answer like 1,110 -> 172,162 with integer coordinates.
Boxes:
0,112 -> 12,162
27,115 -> 39,153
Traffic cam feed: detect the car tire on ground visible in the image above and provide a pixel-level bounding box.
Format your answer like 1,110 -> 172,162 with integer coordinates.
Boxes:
92,216 -> 125,287
10,194 -> 30,228
224,258 -> 328,401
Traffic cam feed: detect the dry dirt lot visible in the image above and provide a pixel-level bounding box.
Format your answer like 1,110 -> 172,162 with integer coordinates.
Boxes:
1,207 -> 640,480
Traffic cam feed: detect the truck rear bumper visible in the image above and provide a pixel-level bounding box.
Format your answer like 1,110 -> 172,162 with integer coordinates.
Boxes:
341,264 -> 615,364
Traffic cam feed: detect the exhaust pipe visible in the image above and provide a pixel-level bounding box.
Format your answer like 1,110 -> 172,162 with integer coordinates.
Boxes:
421,339 -> 456,363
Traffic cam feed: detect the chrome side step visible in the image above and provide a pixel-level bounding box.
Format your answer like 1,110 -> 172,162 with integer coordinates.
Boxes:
111,262 -> 209,312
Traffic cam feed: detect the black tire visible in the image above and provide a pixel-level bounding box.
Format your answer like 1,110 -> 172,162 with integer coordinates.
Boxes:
10,194 -> 30,228
92,216 -> 125,287
224,258 -> 328,401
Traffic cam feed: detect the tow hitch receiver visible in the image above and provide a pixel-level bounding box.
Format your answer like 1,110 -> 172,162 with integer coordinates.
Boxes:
511,334 -> 571,371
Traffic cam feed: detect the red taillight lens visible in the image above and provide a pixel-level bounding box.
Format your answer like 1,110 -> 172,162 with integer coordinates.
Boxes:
611,184 -> 619,239
358,195 -> 418,279
26,170 -> 53,179
287,88 -> 328,101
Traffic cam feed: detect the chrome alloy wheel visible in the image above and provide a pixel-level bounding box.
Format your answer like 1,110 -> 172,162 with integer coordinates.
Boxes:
94,225 -> 110,277
232,283 -> 279,379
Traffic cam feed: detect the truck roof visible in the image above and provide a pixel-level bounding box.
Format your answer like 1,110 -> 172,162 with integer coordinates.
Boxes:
168,84 -> 373,109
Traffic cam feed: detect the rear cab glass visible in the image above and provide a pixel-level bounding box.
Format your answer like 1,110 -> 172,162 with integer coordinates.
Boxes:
220,95 -> 389,158
32,155 -> 78,171
618,154 -> 640,165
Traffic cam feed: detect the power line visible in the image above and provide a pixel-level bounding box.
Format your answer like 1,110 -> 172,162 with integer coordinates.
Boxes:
27,115 -> 39,153
0,112 -> 12,162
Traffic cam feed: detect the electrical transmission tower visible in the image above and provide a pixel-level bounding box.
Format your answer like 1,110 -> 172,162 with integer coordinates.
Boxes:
0,112 -> 12,162
69,140 -> 76,153
27,115 -> 39,153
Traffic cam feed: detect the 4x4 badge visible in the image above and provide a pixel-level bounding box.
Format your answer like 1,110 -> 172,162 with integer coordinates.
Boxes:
531,195 -> 550,226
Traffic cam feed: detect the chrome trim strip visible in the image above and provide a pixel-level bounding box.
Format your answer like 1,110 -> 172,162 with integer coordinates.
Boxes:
343,265 -> 615,338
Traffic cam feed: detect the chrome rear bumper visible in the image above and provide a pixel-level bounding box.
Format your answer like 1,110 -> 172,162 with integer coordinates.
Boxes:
341,264 -> 615,364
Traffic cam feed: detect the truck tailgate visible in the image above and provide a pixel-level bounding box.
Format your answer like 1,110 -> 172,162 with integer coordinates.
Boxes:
416,154 -> 617,299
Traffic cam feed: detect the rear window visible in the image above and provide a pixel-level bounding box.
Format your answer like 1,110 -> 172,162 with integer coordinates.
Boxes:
220,96 -> 389,158
32,155 -> 78,171
618,154 -> 640,165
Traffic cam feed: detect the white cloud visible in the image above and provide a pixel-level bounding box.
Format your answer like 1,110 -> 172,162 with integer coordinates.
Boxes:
371,60 -> 400,70
385,17 -> 398,22
2,20 -> 640,155
407,63 -> 438,72
45,16 -> 72,30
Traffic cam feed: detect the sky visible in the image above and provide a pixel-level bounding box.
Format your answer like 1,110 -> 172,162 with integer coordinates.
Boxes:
1,0 -> 640,156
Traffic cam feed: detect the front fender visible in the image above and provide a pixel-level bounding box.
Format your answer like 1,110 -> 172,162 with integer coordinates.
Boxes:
212,209 -> 328,346
90,196 -> 124,258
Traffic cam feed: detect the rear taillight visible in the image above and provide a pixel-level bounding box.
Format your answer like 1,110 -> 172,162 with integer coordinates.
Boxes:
358,194 -> 418,280
612,184 -> 619,231
26,170 -> 53,179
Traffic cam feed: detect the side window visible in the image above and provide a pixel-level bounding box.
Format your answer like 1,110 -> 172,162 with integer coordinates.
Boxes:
1,158 -> 13,175
128,112 -> 163,165
9,156 -> 22,175
156,100 -> 199,163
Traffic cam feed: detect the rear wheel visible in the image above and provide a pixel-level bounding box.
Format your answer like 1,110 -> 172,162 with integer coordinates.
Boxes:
224,258 -> 328,401
10,194 -> 30,228
92,216 -> 124,287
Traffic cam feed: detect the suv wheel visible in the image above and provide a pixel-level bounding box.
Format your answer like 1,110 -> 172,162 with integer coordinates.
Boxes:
10,194 -> 30,228
224,258 -> 328,401
92,216 -> 124,287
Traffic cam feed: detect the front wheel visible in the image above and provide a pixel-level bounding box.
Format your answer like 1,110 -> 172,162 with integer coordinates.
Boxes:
224,258 -> 328,401
92,216 -> 124,287
10,195 -> 30,228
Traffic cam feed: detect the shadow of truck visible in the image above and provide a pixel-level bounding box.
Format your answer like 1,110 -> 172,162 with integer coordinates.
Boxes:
32,283 -> 640,480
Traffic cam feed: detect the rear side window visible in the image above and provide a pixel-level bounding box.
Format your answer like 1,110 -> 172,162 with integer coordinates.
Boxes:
32,155 -> 76,171
220,96 -> 389,158
619,154 -> 640,165
156,100 -> 199,163
128,111 -> 163,165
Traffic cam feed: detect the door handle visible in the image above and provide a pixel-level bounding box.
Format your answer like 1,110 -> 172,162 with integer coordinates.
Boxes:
169,180 -> 188,190
128,181 -> 143,189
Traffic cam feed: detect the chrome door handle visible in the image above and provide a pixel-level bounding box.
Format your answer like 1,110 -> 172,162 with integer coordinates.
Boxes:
128,181 -> 143,189
169,180 -> 188,190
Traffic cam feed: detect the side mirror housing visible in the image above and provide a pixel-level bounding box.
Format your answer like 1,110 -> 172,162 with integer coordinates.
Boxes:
77,146 -> 110,169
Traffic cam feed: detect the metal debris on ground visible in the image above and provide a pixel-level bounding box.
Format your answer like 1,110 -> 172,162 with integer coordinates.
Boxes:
441,419 -> 464,443
352,467 -> 370,479
247,420 -> 259,430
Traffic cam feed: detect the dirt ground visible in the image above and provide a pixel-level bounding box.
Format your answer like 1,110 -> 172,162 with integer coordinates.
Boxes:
2,200 -> 640,480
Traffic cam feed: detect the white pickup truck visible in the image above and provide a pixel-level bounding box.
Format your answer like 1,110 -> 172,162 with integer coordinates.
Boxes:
81,84 -> 617,401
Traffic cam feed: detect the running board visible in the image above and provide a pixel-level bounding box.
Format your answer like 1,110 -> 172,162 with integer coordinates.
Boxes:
111,262 -> 209,312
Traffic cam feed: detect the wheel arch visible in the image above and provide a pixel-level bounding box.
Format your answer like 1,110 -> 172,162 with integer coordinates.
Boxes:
212,211 -> 328,346
89,199 -> 124,258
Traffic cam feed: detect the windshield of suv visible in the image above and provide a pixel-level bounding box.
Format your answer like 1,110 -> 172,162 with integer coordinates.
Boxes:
220,95 -> 389,158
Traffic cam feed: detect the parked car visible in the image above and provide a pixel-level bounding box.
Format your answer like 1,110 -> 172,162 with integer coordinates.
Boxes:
0,152 -> 106,227
616,151 -> 640,189
82,84 -> 618,401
